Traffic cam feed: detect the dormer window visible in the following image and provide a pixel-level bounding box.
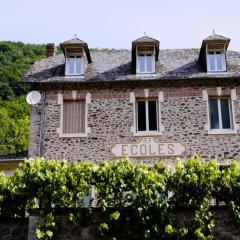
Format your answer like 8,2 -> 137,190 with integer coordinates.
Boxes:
66,55 -> 84,75
198,33 -> 230,73
132,35 -> 159,75
137,53 -> 155,74
207,51 -> 226,72
60,37 -> 92,77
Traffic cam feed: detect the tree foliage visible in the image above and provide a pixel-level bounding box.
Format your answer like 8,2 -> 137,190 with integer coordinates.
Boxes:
0,156 -> 239,239
0,41 -> 46,99
0,41 -> 46,155
0,96 -> 30,154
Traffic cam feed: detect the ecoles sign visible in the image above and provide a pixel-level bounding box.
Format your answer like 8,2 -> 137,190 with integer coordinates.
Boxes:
111,138 -> 186,158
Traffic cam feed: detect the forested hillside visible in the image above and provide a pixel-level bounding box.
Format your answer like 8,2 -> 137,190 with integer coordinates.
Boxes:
0,41 -> 46,155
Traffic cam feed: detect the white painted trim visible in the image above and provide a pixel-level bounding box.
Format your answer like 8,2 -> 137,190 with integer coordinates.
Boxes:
57,92 -> 63,104
231,89 -> 237,101
57,93 -> 64,135
230,89 -> 239,131
130,92 -> 135,103
202,90 -> 208,101
158,91 -> 164,103
207,129 -> 238,135
130,92 -> 136,134
85,93 -> 91,134
206,51 -> 226,72
136,52 -> 155,74
132,131 -> 163,137
65,55 -> 85,76
72,90 -> 77,100
57,92 -> 91,138
131,91 -> 164,136
144,89 -> 149,98
217,87 -> 222,96
58,133 -> 88,138
205,89 -> 238,134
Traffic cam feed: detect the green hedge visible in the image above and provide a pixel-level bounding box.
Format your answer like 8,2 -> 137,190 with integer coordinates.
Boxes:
0,156 -> 240,239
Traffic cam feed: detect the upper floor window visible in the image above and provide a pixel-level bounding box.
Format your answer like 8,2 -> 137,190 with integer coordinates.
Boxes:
207,51 -> 226,72
209,98 -> 232,130
137,53 -> 155,74
137,99 -> 158,132
66,55 -> 84,76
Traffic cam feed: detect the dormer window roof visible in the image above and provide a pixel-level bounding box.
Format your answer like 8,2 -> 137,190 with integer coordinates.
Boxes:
132,35 -> 159,74
60,38 -> 92,76
199,33 -> 230,73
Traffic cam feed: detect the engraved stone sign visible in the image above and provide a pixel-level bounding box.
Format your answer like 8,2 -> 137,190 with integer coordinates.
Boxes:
111,137 -> 186,158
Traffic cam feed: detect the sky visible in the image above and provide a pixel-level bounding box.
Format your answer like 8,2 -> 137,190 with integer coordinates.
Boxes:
1,0 -> 240,51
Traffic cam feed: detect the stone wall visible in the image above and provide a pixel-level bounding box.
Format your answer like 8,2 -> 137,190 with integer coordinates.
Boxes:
176,208 -> 240,240
0,218 -> 28,240
29,80 -> 240,165
27,208 -> 240,240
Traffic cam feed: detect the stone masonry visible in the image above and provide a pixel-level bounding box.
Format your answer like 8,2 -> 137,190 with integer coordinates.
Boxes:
0,218 -> 28,240
28,80 -> 240,165
27,208 -> 240,240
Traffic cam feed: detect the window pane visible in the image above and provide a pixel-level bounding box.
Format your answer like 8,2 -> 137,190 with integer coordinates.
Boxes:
138,55 -> 145,72
137,101 -> 146,131
146,55 -> 153,72
75,58 -> 82,75
216,54 -> 223,70
209,99 -> 219,129
209,54 -> 215,70
68,58 -> 75,74
148,101 -> 157,131
220,99 -> 231,129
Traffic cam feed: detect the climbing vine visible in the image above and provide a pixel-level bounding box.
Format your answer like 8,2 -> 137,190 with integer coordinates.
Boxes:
0,156 -> 239,239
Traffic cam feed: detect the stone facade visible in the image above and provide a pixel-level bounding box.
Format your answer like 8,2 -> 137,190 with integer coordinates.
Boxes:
0,218 -> 28,240
28,79 -> 240,165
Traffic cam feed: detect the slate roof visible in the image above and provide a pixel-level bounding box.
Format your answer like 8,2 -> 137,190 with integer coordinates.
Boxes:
22,48 -> 240,83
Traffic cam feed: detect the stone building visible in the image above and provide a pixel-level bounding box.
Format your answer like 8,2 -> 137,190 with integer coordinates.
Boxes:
22,34 -> 240,165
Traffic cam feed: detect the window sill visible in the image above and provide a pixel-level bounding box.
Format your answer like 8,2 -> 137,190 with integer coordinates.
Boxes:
208,129 -> 238,135
136,73 -> 157,76
58,133 -> 88,138
132,131 -> 162,137
206,71 -> 227,74
64,75 -> 84,78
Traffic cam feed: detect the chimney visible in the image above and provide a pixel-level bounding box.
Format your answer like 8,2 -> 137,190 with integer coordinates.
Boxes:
46,43 -> 55,57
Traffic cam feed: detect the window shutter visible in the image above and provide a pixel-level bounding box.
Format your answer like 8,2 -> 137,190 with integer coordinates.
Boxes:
63,101 -> 85,133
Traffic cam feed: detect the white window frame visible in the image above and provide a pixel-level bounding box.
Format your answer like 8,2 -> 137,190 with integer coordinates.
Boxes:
130,90 -> 164,136
203,89 -> 239,135
65,54 -> 85,76
136,99 -> 159,133
207,50 -> 226,72
209,97 -> 232,131
136,51 -> 155,74
57,91 -> 91,138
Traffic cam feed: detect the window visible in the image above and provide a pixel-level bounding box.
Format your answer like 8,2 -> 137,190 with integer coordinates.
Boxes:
63,100 -> 85,134
66,55 -> 84,75
137,53 -> 155,73
209,98 -> 232,130
207,51 -> 226,72
137,99 -> 158,132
